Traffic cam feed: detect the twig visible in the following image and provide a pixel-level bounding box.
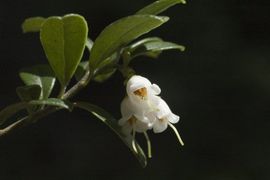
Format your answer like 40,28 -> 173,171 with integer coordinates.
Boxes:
0,69 -> 92,138
62,70 -> 92,100
0,117 -> 28,137
0,107 -> 57,138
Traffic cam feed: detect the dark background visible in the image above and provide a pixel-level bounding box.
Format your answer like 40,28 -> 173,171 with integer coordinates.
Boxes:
0,0 -> 270,179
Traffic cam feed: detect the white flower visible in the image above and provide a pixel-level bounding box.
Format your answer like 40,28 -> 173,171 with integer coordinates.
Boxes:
152,97 -> 180,133
118,96 -> 151,134
126,75 -> 161,108
118,75 -> 184,156
119,75 -> 162,133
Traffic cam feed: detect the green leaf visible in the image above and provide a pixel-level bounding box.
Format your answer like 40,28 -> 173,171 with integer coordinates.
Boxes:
76,52 -> 119,82
89,15 -> 169,71
136,0 -> 186,15
128,39 -> 185,60
29,98 -> 72,110
19,64 -> 56,100
93,51 -> 120,82
94,68 -> 117,83
74,102 -> 147,168
40,14 -> 88,86
16,85 -> 42,101
16,85 -> 42,114
0,102 -> 28,126
128,37 -> 163,48
0,98 -> 72,126
75,61 -> 89,81
22,17 -> 46,33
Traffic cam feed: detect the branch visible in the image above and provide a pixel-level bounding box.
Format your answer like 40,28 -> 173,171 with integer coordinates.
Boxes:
0,67 -> 92,138
0,106 -> 58,139
0,117 -> 28,137
62,70 -> 92,100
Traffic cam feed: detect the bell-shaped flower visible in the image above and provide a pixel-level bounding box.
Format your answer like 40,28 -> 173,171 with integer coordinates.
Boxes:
152,97 -> 180,133
139,96 -> 184,146
126,75 -> 161,109
118,96 -> 154,158
118,75 -> 184,157
118,96 -> 152,134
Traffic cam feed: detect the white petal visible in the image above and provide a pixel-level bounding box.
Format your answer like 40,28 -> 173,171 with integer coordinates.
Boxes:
167,113 -> 180,124
148,95 -> 161,108
145,111 -> 157,126
135,120 -> 150,133
134,114 -> 149,124
120,97 -> 133,117
121,96 -> 146,118
153,119 -> 168,133
156,98 -> 171,119
127,75 -> 151,94
150,84 -> 161,95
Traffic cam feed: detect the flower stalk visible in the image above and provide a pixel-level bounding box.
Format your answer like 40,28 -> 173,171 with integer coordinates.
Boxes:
143,132 -> 152,158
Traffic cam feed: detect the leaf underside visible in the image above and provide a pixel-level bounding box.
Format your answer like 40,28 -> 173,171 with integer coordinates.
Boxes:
75,102 -> 147,168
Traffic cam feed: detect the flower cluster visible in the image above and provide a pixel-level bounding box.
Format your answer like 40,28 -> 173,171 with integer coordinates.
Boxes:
119,75 -> 184,157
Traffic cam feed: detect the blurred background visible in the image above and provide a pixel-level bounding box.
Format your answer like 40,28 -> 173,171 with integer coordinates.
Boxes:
1,0 -> 270,179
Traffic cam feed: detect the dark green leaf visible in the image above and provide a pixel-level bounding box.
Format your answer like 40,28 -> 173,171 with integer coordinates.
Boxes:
16,85 -> 41,101
89,15 -> 169,71
0,98 -> 72,126
75,102 -> 147,168
143,51 -> 162,58
75,61 -> 89,81
136,0 -> 186,15
29,98 -> 72,110
130,40 -> 185,59
0,102 -> 28,126
96,51 -> 120,71
19,64 -> 56,99
75,52 -> 119,82
16,85 -> 42,114
40,14 -> 88,86
128,37 -> 163,48
22,17 -> 46,33
93,51 -> 120,82
142,41 -> 185,51
94,68 -> 116,83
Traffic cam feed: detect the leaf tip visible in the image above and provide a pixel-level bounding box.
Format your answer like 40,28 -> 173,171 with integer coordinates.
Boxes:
160,16 -> 170,22
21,20 -> 29,33
180,46 -> 186,52
181,0 -> 187,4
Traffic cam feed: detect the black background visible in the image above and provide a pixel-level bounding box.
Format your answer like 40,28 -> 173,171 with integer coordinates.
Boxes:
1,0 -> 270,179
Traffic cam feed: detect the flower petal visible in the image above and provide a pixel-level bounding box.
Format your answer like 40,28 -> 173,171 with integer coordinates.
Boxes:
127,75 -> 151,94
167,113 -> 180,124
156,98 -> 171,119
153,119 -> 168,133
135,120 -> 150,132
150,84 -> 161,95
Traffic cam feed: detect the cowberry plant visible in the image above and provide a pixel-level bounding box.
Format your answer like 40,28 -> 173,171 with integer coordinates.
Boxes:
0,0 -> 186,167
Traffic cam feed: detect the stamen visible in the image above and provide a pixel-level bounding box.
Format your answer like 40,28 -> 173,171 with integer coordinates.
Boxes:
159,118 -> 165,122
168,123 -> 184,146
143,132 -> 152,158
128,116 -> 136,125
132,130 -> 138,154
134,87 -> 147,99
